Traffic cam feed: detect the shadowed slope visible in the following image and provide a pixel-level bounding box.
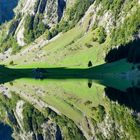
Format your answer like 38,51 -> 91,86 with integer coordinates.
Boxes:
0,0 -> 18,24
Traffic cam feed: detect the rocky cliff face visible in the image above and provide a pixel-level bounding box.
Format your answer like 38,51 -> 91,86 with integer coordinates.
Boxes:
14,0 -> 66,25
2,0 -> 66,46
1,0 -> 139,48
0,93 -> 63,140
0,1 -> 140,139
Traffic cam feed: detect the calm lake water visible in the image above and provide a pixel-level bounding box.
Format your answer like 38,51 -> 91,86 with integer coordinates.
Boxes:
0,64 -> 139,139
0,123 -> 13,140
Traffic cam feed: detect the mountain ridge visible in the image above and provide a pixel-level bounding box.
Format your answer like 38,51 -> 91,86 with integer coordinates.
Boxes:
0,1 -> 140,140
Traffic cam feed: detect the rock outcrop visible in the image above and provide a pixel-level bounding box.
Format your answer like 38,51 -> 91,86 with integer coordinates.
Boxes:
1,0 -> 66,46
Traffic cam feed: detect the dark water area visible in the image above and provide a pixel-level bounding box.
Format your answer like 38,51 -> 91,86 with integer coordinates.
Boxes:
0,0 -> 18,24
105,87 -> 140,112
0,123 -> 13,140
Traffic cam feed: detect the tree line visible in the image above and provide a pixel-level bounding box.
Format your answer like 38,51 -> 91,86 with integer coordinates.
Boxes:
105,39 -> 140,64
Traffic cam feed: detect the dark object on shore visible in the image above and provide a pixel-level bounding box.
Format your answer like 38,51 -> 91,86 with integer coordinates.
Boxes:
88,61 -> 92,67
88,79 -> 92,88
33,68 -> 46,79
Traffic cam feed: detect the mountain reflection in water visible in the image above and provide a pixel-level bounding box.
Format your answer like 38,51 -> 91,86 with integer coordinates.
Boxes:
0,123 -> 13,140
0,63 -> 140,139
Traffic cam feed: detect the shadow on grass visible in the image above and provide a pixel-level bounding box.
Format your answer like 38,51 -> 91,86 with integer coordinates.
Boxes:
105,39 -> 140,64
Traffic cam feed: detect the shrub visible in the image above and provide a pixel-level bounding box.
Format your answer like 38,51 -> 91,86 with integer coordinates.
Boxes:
9,60 -> 14,65
24,14 -> 48,43
92,105 -> 106,123
92,26 -> 107,44
0,36 -> 19,53
44,29 -> 51,40
50,28 -> 59,38
85,43 -> 93,48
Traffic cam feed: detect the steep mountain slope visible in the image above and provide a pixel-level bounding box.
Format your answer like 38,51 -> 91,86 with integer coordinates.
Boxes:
0,0 -> 140,63
0,0 -> 93,52
0,0 -> 140,140
8,0 -> 66,46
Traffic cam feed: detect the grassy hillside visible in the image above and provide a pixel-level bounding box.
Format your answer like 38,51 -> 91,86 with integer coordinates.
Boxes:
0,0 -> 140,139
